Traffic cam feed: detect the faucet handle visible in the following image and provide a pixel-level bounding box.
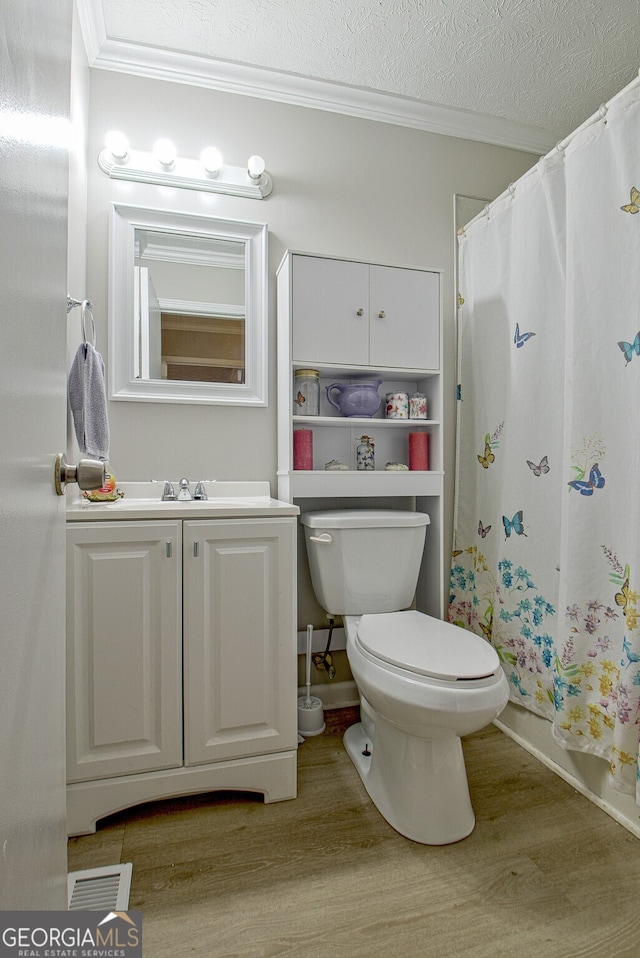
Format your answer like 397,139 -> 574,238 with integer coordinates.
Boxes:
193,481 -> 208,500
162,481 -> 176,501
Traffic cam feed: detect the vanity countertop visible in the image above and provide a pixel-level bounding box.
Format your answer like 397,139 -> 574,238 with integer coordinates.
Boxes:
66,481 -> 299,521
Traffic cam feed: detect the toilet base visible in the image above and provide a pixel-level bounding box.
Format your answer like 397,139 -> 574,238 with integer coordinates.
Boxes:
343,708 -> 476,845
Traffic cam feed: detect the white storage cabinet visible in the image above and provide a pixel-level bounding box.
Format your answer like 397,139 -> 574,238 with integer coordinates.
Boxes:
291,254 -> 440,369
277,250 -> 445,617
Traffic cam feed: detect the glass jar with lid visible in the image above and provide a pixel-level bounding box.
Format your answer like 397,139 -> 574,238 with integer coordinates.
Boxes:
356,435 -> 375,471
409,392 -> 428,419
293,368 -> 320,416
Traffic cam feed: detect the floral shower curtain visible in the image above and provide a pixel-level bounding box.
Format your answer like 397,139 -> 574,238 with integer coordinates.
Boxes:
450,80 -> 640,803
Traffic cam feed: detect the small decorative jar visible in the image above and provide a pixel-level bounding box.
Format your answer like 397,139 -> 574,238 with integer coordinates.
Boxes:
356,435 -> 375,471
409,392 -> 428,420
385,392 -> 409,419
293,368 -> 320,416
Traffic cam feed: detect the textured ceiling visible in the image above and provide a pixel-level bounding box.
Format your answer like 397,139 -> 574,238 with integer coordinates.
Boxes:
88,0 -> 640,148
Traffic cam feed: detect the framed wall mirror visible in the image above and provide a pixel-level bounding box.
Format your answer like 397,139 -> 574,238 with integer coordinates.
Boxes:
109,204 -> 268,405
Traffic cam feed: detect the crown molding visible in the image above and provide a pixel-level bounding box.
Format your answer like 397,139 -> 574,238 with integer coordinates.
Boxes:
75,0 -> 108,65
76,1 -> 554,155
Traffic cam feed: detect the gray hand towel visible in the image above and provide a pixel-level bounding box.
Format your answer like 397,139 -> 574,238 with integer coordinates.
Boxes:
68,342 -> 110,460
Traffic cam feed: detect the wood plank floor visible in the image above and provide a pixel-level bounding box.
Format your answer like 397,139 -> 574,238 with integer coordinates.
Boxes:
68,710 -> 640,957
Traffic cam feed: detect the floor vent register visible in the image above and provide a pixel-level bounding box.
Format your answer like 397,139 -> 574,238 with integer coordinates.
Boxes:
67,863 -> 133,911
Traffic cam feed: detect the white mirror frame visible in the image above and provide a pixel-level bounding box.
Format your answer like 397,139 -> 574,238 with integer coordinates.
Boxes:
108,203 -> 268,405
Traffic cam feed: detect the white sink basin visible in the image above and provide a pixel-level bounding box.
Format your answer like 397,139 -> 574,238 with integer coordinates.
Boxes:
66,481 -> 299,521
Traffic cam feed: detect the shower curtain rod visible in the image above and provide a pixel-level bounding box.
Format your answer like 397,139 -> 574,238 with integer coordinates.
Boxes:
460,67 -> 640,234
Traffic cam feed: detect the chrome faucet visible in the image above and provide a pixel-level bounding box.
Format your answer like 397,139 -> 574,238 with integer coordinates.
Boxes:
177,477 -> 193,500
161,481 -> 177,501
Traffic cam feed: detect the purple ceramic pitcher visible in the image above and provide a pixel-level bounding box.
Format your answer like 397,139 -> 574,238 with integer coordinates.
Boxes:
326,379 -> 383,417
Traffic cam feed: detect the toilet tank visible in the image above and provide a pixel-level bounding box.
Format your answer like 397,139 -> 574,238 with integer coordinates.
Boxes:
301,509 -> 430,615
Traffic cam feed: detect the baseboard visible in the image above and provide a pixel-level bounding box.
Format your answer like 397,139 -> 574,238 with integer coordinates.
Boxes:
297,679 -> 359,710
494,714 -> 640,839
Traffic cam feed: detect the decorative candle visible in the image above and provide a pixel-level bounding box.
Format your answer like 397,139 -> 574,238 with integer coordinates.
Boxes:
293,429 -> 313,470
408,432 -> 429,470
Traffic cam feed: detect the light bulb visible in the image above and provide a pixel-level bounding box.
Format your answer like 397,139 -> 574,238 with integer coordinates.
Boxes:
105,130 -> 129,161
247,154 -> 266,179
200,146 -> 223,175
153,138 -> 177,168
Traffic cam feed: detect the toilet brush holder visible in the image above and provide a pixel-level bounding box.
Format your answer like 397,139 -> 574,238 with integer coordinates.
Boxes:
297,695 -> 325,736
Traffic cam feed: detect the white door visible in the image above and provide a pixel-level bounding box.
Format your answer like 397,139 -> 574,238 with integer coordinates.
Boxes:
182,519 -> 297,766
1,0 -> 73,908
369,265 -> 440,369
136,266 -> 163,379
66,522 -> 182,783
291,255 -> 370,365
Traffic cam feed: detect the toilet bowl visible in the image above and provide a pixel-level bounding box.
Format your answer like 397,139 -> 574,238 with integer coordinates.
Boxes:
301,509 -> 509,845
343,611 -> 508,844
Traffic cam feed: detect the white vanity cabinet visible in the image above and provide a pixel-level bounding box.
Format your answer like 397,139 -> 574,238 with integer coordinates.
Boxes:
291,254 -> 440,369
66,502 -> 298,835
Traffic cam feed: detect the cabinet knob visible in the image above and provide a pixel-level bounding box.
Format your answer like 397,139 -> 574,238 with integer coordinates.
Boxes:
378,310 -> 386,319
356,308 -> 364,316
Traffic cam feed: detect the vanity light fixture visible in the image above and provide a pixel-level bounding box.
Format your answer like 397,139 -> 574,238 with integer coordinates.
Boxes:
98,132 -> 272,199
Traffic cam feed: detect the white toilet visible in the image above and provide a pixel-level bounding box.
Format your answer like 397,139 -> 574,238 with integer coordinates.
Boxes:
301,509 -> 509,845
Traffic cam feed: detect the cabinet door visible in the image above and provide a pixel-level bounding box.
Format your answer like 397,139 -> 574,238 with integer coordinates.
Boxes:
369,265 -> 440,369
66,522 -> 182,782
183,518 -> 297,765
292,255 -> 369,365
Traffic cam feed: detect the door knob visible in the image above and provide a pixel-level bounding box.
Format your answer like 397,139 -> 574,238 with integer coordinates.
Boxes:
54,453 -> 106,496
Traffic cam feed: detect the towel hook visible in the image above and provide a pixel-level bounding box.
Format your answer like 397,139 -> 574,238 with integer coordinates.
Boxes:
81,299 -> 96,348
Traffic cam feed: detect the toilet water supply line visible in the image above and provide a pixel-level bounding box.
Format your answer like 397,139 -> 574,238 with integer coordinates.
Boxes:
312,616 -> 337,678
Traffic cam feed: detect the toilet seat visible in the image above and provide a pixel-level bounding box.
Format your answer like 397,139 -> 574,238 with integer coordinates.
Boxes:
357,610 -> 499,682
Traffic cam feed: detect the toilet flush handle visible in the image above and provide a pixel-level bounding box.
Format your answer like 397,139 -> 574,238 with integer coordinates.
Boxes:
309,533 -> 333,545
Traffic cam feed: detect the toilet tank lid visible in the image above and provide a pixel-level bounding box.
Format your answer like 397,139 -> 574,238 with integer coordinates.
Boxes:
301,509 -> 430,529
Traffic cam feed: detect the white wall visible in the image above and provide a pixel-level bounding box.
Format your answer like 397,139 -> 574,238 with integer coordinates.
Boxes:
86,69 -> 537,623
